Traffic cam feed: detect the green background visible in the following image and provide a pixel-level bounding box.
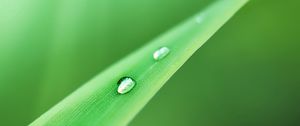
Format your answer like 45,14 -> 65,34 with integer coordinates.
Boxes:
0,0 -> 299,125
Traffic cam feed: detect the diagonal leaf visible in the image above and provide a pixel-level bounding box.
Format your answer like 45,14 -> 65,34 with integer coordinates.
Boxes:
30,0 -> 248,125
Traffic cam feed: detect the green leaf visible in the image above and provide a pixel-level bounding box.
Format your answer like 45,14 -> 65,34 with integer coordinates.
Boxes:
30,1 -> 248,125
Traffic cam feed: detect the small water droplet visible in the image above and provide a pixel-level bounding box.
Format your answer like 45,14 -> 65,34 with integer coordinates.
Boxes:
196,16 -> 203,24
117,77 -> 136,94
153,47 -> 170,61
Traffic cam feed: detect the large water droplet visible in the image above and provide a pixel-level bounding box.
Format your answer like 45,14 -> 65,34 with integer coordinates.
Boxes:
153,47 -> 170,61
117,77 -> 136,94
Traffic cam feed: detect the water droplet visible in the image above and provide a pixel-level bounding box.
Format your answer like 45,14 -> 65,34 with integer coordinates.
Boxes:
117,77 -> 136,94
195,16 -> 203,24
153,47 -> 170,61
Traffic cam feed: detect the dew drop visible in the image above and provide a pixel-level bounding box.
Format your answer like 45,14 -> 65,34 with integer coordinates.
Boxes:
117,77 -> 136,94
153,47 -> 170,61
195,16 -> 203,24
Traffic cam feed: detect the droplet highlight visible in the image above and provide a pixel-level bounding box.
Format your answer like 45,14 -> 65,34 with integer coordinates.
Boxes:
153,47 -> 170,61
117,77 -> 136,94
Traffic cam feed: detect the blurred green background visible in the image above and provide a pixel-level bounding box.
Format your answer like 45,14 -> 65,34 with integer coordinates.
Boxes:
0,0 -> 299,125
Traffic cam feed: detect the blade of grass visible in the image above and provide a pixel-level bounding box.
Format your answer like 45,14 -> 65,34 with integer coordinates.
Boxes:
30,0 -> 248,125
